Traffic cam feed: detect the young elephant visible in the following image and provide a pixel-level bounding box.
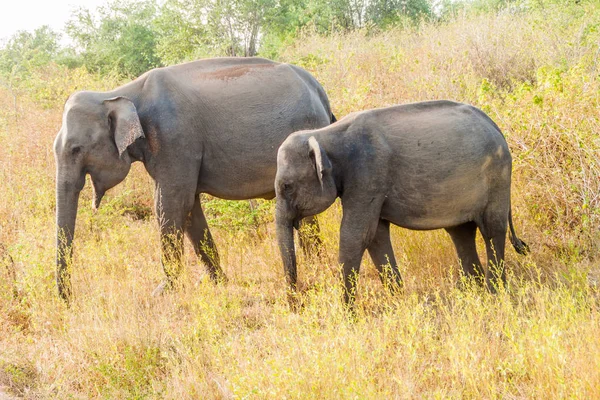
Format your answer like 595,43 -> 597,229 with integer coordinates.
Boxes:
275,100 -> 528,305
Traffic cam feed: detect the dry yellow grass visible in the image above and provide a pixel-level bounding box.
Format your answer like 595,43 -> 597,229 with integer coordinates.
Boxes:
1,5 -> 600,398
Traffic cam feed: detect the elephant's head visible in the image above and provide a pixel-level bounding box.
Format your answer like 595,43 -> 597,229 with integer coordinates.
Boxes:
274,135 -> 337,289
53,92 -> 144,303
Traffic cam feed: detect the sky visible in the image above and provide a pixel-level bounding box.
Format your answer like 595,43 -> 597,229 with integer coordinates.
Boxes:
0,0 -> 108,43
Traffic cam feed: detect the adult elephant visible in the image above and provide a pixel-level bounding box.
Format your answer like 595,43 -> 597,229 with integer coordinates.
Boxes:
54,57 -> 335,304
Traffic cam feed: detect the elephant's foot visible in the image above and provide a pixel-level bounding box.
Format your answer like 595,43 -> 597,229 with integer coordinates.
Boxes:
208,269 -> 229,284
286,289 -> 303,313
456,273 -> 485,292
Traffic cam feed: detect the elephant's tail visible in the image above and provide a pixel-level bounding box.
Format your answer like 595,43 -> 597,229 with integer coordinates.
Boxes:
508,206 -> 529,255
331,113 -> 337,124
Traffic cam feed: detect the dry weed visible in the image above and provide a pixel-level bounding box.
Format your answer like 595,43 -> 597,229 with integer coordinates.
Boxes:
1,4 -> 600,398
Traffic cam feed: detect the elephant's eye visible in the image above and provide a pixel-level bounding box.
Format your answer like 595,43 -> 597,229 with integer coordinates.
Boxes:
71,146 -> 82,156
282,183 -> 293,194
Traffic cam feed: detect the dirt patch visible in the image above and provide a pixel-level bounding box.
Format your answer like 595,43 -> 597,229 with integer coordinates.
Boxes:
202,63 -> 276,81
0,387 -> 16,400
0,360 -> 37,398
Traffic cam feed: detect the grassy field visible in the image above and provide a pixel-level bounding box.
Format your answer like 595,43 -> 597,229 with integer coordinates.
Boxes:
2,4 -> 600,398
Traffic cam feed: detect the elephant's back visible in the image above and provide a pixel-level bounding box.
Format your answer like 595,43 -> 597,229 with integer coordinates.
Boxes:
142,58 -> 332,200
165,57 -> 280,74
361,101 -> 510,166
150,59 -> 328,129
370,102 -> 512,230
164,57 -> 282,83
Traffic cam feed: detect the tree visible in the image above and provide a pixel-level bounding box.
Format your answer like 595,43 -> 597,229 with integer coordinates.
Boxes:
0,26 -> 60,80
154,0 -> 212,64
66,0 -> 162,77
155,0 -> 277,63
367,0 -> 432,27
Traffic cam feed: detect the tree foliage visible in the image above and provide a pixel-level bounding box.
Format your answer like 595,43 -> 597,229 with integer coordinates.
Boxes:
367,0 -> 432,28
65,0 -> 437,71
66,0 -> 162,77
155,0 -> 277,62
2,0 -> 589,80
0,26 -> 60,82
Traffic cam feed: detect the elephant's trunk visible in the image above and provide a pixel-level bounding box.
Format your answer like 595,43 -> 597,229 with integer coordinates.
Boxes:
276,204 -> 297,291
56,179 -> 82,305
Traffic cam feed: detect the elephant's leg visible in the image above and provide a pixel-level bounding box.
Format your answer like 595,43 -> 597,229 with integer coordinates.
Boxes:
185,194 -> 226,282
153,185 -> 195,295
158,222 -> 185,292
445,221 -> 484,282
339,200 -> 384,307
367,219 -> 402,291
339,240 -> 366,308
478,212 -> 508,293
297,214 -> 323,256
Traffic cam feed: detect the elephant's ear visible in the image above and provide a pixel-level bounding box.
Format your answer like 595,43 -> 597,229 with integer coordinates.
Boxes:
308,136 -> 332,189
103,96 -> 145,157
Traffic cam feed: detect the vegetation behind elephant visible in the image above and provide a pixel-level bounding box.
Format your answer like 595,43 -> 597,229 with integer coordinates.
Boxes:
53,57 -> 335,304
275,100 -> 528,307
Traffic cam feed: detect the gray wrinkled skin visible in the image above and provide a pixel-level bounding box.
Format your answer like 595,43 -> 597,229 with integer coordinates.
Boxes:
275,100 -> 528,307
53,57 -> 334,304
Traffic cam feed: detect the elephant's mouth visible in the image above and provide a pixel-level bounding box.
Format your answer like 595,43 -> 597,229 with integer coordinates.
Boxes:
91,178 -> 105,211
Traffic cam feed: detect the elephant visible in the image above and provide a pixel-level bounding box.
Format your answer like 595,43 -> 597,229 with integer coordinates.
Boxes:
274,100 -> 528,306
53,57 -> 335,304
